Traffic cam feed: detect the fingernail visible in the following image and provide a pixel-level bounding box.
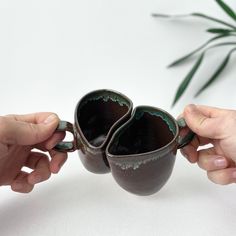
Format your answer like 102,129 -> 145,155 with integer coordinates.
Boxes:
44,114 -> 57,124
214,157 -> 227,167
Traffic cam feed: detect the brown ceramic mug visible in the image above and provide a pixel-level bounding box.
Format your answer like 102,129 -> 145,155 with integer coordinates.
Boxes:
55,89 -> 133,174
106,105 -> 193,195
55,90 -> 194,195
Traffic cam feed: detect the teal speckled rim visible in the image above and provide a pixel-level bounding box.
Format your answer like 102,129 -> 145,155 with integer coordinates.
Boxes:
112,106 -> 178,145
105,106 -> 179,170
134,108 -> 177,135
74,89 -> 133,150
54,89 -> 133,152
79,90 -> 130,110
106,105 -> 194,170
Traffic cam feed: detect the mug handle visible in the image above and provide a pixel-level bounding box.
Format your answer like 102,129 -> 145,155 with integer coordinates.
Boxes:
53,120 -> 77,152
176,118 -> 195,149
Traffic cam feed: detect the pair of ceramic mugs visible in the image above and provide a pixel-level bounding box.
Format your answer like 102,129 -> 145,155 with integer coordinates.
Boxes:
55,89 -> 194,196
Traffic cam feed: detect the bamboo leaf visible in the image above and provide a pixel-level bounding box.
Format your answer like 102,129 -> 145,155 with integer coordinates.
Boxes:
195,47 -> 236,96
151,13 -> 171,18
172,53 -> 205,106
168,34 -> 231,67
215,0 -> 236,22
208,41 -> 236,48
152,12 -> 236,29
171,41 -> 236,106
191,13 -> 236,29
207,28 -> 235,34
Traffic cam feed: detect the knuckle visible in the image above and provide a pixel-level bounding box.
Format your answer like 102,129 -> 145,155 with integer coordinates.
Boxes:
193,117 -> 207,134
28,123 -> 41,143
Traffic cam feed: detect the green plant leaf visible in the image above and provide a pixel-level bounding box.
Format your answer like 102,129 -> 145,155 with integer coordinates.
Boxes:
168,34 -> 232,67
172,53 -> 205,106
206,41 -> 236,50
152,12 -> 236,29
215,0 -> 236,22
207,28 -> 235,34
171,41 -> 236,106
195,47 -> 236,96
191,13 -> 236,29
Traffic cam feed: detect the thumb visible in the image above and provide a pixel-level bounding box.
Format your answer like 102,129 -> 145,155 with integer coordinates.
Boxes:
0,113 -> 59,145
183,104 -> 223,139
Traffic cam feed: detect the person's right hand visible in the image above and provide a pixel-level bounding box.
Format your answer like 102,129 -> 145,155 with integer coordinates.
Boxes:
181,104 -> 236,185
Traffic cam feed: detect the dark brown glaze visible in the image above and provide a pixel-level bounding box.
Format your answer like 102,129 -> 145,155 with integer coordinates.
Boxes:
109,149 -> 176,196
106,106 -> 179,195
74,89 -> 133,174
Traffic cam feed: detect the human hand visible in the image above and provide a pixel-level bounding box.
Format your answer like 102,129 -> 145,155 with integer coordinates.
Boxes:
181,104 -> 236,185
0,113 -> 67,193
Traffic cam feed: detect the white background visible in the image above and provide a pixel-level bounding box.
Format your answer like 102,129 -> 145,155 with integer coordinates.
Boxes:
0,0 -> 236,235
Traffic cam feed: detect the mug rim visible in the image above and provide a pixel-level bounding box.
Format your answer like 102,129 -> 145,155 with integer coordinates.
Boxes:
106,105 -> 180,160
74,89 -> 133,150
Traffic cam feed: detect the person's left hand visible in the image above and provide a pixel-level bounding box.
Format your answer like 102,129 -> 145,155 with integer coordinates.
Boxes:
0,113 -> 67,193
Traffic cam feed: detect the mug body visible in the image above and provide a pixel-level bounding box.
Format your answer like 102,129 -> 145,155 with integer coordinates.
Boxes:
74,89 -> 133,174
55,90 -> 194,195
106,106 -> 179,195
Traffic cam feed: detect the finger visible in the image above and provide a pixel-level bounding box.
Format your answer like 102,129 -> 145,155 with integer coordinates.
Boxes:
207,168 -> 236,185
0,113 -> 59,145
49,150 -> 68,174
26,152 -> 51,185
180,135 -> 210,163
11,171 -> 34,193
34,132 -> 66,151
7,112 -> 56,124
181,145 -> 198,163
197,148 -> 229,171
195,105 -> 229,118
183,104 -> 227,139
179,105 -> 226,119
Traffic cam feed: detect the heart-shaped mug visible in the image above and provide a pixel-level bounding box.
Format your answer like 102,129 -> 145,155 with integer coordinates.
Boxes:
54,89 -> 194,195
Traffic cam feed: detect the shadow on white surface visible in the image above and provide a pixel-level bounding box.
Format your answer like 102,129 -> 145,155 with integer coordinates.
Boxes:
1,159 -> 236,236
0,163 -> 218,236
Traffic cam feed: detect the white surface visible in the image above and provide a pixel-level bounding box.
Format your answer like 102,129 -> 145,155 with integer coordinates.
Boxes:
0,0 -> 236,236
